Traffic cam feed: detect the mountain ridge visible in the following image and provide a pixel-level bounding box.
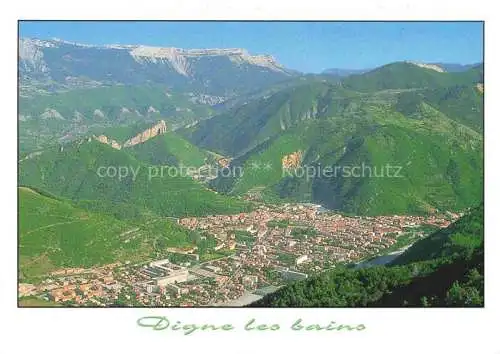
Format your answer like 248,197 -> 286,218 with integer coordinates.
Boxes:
19,37 -> 296,98
182,66 -> 483,215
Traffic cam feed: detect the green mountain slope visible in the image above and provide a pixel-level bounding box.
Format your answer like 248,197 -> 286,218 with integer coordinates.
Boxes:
89,122 -> 155,143
392,205 -> 483,265
18,187 -> 201,280
184,82 -> 334,157
128,131 -> 212,168
394,84 -> 484,132
18,139 -> 250,218
19,84 -> 215,154
249,206 -> 484,307
193,80 -> 483,215
341,62 -> 483,92
306,104 -> 483,214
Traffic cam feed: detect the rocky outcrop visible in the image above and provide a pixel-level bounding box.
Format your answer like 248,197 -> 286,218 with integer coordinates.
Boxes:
123,120 -> 167,148
40,108 -> 64,120
147,106 -> 160,114
218,158 -> 231,168
131,46 -> 191,76
94,135 -> 122,150
476,83 -> 484,93
93,120 -> 168,149
93,120 -> 167,150
408,62 -> 445,73
19,37 -> 294,98
93,109 -> 105,119
282,151 -> 303,169
19,38 -> 50,74
73,110 -> 85,121
130,46 -> 287,76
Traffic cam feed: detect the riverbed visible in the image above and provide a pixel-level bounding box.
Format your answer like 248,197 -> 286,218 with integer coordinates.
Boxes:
354,244 -> 412,269
212,292 -> 264,307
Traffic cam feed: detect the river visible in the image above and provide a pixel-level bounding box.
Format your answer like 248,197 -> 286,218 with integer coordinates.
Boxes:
214,292 -> 264,307
353,244 -> 413,269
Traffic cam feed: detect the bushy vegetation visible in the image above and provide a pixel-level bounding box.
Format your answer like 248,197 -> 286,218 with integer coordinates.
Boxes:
291,227 -> 318,239
234,230 -> 256,246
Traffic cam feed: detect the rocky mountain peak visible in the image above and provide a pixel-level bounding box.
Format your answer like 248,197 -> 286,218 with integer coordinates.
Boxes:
19,37 -> 294,97
129,45 -> 286,76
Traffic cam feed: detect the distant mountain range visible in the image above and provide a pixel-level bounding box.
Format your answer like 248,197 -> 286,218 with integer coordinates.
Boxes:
20,37 -> 480,98
321,68 -> 370,77
18,37 -> 304,153
429,62 -> 483,72
19,37 -> 297,98
18,38 -> 484,217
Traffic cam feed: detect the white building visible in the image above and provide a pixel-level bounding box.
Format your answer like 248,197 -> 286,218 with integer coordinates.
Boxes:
156,269 -> 189,286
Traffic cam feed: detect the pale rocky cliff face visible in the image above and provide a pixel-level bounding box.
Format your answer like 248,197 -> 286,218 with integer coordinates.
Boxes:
40,109 -> 64,120
93,109 -> 105,119
408,62 -> 445,73
19,38 -> 294,98
129,46 -> 287,76
93,120 -> 168,150
217,158 -> 231,168
123,120 -> 168,148
95,135 -> 122,150
282,151 -> 303,169
19,38 -> 52,74
19,39 -> 288,78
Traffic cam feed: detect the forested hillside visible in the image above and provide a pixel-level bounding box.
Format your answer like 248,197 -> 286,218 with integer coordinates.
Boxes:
19,139 -> 250,218
19,187 -> 203,280
184,65 -> 483,215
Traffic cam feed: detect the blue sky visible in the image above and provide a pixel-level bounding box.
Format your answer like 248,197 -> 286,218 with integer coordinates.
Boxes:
19,21 -> 483,73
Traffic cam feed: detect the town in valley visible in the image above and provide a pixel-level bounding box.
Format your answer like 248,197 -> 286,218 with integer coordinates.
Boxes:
19,203 -> 461,307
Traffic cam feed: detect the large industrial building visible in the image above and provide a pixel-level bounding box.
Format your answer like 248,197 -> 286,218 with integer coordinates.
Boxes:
140,259 -> 189,286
